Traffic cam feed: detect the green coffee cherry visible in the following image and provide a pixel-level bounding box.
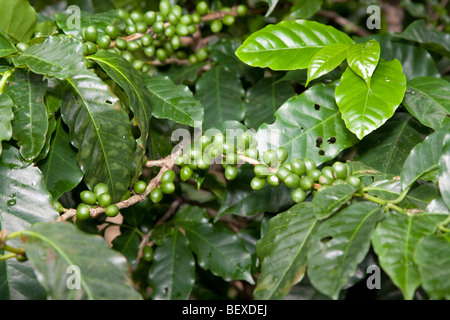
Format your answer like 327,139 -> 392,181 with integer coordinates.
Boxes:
150,187 -> 163,203
97,35 -> 111,49
130,10 -> 144,23
159,0 -> 171,17
125,24 -> 137,35
105,204 -> 119,217
52,200 -> 64,213
196,1 -> 209,15
161,170 -> 176,183
251,177 -> 266,190
307,169 -> 322,182
76,203 -> 91,220
84,41 -> 97,55
196,155 -> 211,170
134,180 -> 147,194
180,165 -> 193,181
254,164 -> 270,178
245,148 -> 259,159
176,23 -> 189,36
321,166 -> 334,179
210,20 -> 223,33
262,149 -> 278,167
127,40 -> 140,52
225,166 -> 238,180
236,4 -> 248,16
84,25 -> 98,42
199,135 -> 211,150
226,153 -> 238,165
105,25 -> 119,39
267,174 -> 281,187
276,166 -> 291,181
332,161 -> 348,180
345,175 -> 361,189
144,45 -> 156,57
318,175 -> 334,186
98,193 -> 112,207
291,188 -> 307,203
16,42 -> 30,52
142,246 -> 154,261
144,11 -> 156,25
222,14 -> 235,26
299,176 -> 314,191
161,181 -> 175,194
276,147 -> 289,164
153,21 -> 165,33
291,159 -> 306,176
303,158 -> 317,173
156,48 -> 168,61
122,50 -> 134,63
115,38 -> 127,50
333,179 -> 346,185
136,21 -> 148,33
284,173 -> 301,189
80,190 -> 97,205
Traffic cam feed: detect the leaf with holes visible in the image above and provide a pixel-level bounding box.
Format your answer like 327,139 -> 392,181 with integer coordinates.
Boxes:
401,125 -> 449,190
335,59 -> 406,139
21,222 -> 142,300
236,19 -> 353,70
346,39 -> 380,84
61,72 -> 136,202
307,202 -> 384,299
195,65 -> 244,129
148,229 -> 195,300
372,211 -> 444,300
5,70 -> 48,162
402,77 -> 450,131
256,82 -> 358,166
312,184 -> 357,220
254,202 -> 319,299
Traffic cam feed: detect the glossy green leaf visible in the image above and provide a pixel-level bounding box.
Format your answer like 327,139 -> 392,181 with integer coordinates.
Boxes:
111,228 -> 141,266
439,133 -> 450,209
5,70 -> 48,162
175,206 -> 254,284
372,211 -> 443,300
244,77 -> 296,129
148,229 -> 195,300
306,43 -> 350,86
286,0 -> 323,19
335,59 -> 406,139
236,20 -> 353,70
195,66 -> 244,129
55,9 -> 118,40
216,165 -> 293,219
402,77 -> 450,130
21,222 -> 142,300
346,39 -> 380,84
401,125 -> 449,190
254,203 -> 319,299
62,72 -> 136,202
0,93 -> 14,156
12,36 -> 86,80
256,82 -> 358,166
355,113 -> 429,175
38,118 -> 83,200
415,233 -> 450,300
261,0 -> 280,16
307,202 -> 384,299
0,0 -> 37,42
312,184 -> 357,220
142,74 -> 203,127
0,30 -> 17,58
0,145 -> 58,300
34,116 -> 56,163
395,20 -> 450,58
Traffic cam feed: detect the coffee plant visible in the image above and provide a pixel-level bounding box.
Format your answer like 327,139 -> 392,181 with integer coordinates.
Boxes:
0,0 -> 449,301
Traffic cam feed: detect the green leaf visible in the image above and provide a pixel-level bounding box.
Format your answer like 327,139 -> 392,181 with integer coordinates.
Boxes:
372,211 -> 443,300
0,0 -> 37,42
401,125 -> 449,190
256,82 -> 358,166
0,145 -> 58,300
175,206 -> 254,284
254,203 -> 319,299
164,62 -> 207,85
439,133 -> 450,209
355,113 -> 429,175
346,39 -> 380,84
148,229 -> 195,300
195,65 -> 244,129
415,233 -> 450,300
34,116 -> 56,163
55,9 -> 118,40
307,202 -> 384,299
335,59 -> 406,139
21,222 -> 142,300
261,0 -> 280,16
12,36 -> 86,80
38,118 -> 83,200
5,70 -> 48,162
306,43 -> 350,86
216,165 -> 293,219
312,184 -> 357,220
402,77 -> 450,130
286,0 -> 323,19
0,30 -> 17,58
142,74 -> 203,127
244,77 -> 296,129
0,93 -> 14,156
112,228 -> 141,267
62,72 -> 136,202
395,20 -> 450,58
236,19 -> 353,70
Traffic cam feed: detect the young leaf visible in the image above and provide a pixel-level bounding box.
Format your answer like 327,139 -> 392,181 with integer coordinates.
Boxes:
148,229 -> 195,300
21,222 -> 142,300
62,72 -> 136,202
12,36 -> 86,79
401,125 -> 449,190
415,233 -> 450,300
0,0 -> 37,42
355,113 -> 429,175
372,212 -> 444,300
335,59 -> 406,139
0,93 -> 14,156
142,74 -> 203,127
0,30 -> 17,58
256,82 -> 358,166
307,202 -> 384,299
402,77 -> 450,130
439,133 -> 450,209
312,184 -> 357,220
236,19 -> 353,70
346,39 -> 380,84
254,203 -> 319,299
5,70 -> 48,162
306,43 -> 350,86
38,118 -> 83,200
195,65 -> 244,129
